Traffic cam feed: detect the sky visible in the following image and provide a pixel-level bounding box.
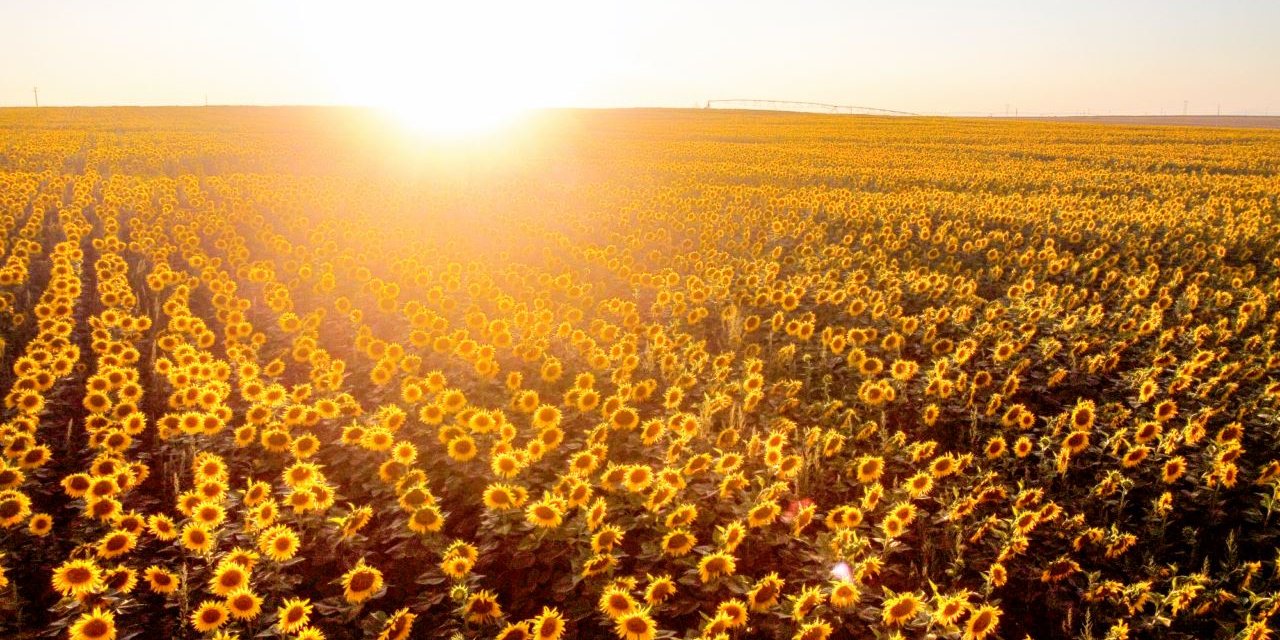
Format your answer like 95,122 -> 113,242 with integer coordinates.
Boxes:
3,0 -> 1279,116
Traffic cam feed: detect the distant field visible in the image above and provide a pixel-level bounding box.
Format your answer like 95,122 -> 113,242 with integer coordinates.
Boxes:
1017,115 -> 1280,129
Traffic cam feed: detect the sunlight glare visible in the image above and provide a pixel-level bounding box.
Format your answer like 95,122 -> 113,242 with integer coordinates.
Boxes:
381,100 -> 527,139
296,2 -> 621,140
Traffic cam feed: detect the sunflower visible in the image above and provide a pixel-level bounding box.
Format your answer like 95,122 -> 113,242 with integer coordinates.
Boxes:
747,572 -> 785,611
250,500 -> 280,530
286,487 -> 317,514
614,608 -> 656,640
69,606 -> 116,640
0,490 -> 31,527
987,562 -> 1008,587
538,426 -> 565,451
376,608 -> 417,640
698,552 -> 736,583
463,589 -> 503,624
115,511 -> 145,535
1239,620 -> 1270,640
643,575 -> 676,605
341,559 -> 384,603
484,483 -> 524,510
881,592 -> 923,626
1138,378 -> 1158,402
526,498 -> 563,528
210,561 -> 249,596
786,617 -> 829,640
442,540 -> 478,565
1070,400 -> 1096,431
582,553 -> 619,578
83,391 -> 112,414
788,502 -> 817,536
96,529 -> 137,559
829,581 -> 861,610
747,501 -> 781,528
1013,436 -> 1034,458
447,436 -> 477,462
1121,445 -> 1150,468
258,525 -> 300,561
790,584 -> 827,619
225,587 -> 263,620
585,498 -> 608,530
932,454 -> 961,478
932,592 -> 969,626
610,407 -> 639,431
277,597 -> 313,633
409,504 -> 445,534
440,553 -> 474,580
661,529 -> 696,557
490,451 -> 524,479
599,587 -> 637,619
176,490 -> 206,516
144,566 -> 179,594
855,456 -> 883,483
191,601 -> 230,633
716,599 -> 748,627
342,424 -> 368,445
592,525 -> 624,553
717,520 -> 746,552
62,472 -> 92,498
569,451 -> 600,477
52,558 -> 103,597
495,622 -> 531,640
1063,431 -> 1090,455
15,390 -> 46,416
181,522 -> 215,554
283,461 -> 320,489
703,613 -> 734,637
1040,557 -> 1080,583
905,472 -> 934,498
225,547 -> 261,571
139,514 -> 172,543
1018,411 -> 1036,430
623,465 -> 653,493
565,479 -> 593,508
532,606 -> 565,640
1162,457 -> 1187,483
259,425 -> 292,452
101,565 -> 137,593
337,506 -> 373,538
601,465 -> 628,491
963,605 -> 1001,640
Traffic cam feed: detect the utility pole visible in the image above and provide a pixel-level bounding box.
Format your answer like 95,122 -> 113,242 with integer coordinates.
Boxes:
33,86 -> 38,108
1183,100 -> 1188,116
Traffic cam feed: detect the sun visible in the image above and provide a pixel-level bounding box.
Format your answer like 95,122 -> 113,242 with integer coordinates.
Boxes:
292,3 -> 619,140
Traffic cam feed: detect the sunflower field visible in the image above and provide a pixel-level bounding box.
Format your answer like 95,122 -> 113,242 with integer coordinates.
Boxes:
1,107 -> 1279,640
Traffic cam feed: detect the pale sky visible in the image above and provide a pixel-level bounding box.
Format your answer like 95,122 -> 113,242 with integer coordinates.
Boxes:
3,0 -> 1279,116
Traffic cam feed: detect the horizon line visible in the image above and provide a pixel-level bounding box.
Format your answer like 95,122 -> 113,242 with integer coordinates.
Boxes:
1,104 -> 1277,119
